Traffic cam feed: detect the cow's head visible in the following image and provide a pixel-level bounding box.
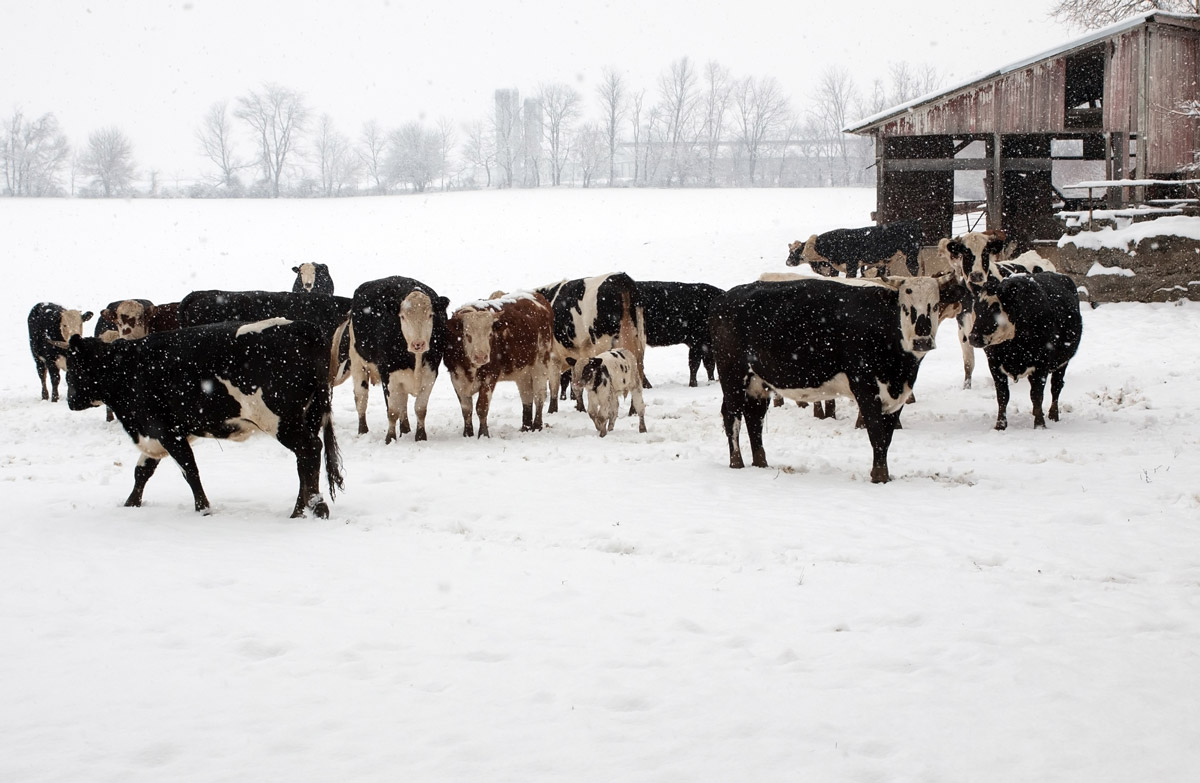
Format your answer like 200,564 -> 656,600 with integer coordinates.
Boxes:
577,356 -> 616,437
101,300 -> 150,340
292,262 -> 329,293
939,231 -> 1007,288
786,240 -> 805,266
51,308 -> 94,367
455,308 -> 496,367
399,290 -> 435,354
64,334 -> 107,410
878,275 -> 955,356
969,279 -> 1016,347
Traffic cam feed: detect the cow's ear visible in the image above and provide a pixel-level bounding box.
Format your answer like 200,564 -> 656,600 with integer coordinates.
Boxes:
985,238 -> 1006,257
946,240 -> 967,258
291,266 -> 300,273
81,311 -> 94,322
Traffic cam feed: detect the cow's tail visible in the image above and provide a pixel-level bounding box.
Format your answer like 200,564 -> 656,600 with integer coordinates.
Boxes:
317,383 -> 345,500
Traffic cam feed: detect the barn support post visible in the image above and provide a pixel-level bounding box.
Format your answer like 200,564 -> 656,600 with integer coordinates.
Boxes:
988,133 -> 1004,231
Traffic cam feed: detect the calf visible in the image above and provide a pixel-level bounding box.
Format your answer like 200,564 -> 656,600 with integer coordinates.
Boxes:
348,276 -> 450,443
65,319 -> 344,518
635,280 -> 724,387
444,292 -> 555,437
566,349 -> 647,437
536,272 -> 646,413
28,302 -> 93,402
292,262 -> 335,294
969,271 -> 1083,431
95,299 -> 154,341
786,220 -> 922,278
710,274 -> 961,483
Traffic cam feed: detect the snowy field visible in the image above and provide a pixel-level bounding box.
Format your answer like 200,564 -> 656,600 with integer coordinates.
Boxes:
3,189 -> 1199,782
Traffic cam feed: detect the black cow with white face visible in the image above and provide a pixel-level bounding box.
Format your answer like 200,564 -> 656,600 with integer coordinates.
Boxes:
635,280 -> 724,387
179,290 -> 353,385
292,262 -> 335,294
786,220 -> 923,278
710,275 -> 962,483
969,271 -> 1083,431
28,302 -> 93,402
66,319 -> 344,518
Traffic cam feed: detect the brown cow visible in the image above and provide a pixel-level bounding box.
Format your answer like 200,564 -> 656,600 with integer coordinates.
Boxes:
444,292 -> 555,438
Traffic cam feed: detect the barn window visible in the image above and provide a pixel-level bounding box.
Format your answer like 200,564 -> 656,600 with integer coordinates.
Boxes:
1064,46 -> 1106,129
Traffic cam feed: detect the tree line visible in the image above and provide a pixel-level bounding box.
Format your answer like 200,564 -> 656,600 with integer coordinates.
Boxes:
3,59 -> 940,198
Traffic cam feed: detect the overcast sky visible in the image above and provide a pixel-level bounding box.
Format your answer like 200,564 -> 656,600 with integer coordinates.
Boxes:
4,0 -> 1073,178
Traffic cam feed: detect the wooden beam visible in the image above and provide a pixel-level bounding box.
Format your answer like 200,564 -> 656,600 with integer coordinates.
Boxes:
881,157 -> 1053,171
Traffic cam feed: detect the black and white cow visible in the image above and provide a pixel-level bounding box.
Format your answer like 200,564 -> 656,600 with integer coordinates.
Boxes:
786,220 -> 922,278
566,348 -> 647,437
179,290 -> 353,385
938,231 -> 1059,388
28,302 -> 93,402
348,276 -> 450,443
292,262 -> 335,294
536,272 -> 646,413
969,271 -> 1083,431
635,280 -> 724,387
710,274 -> 962,483
65,318 -> 344,518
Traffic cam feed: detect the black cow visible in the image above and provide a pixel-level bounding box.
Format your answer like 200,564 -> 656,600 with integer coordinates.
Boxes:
28,302 -> 93,402
635,280 -> 724,387
536,272 -> 646,412
292,262 -> 335,294
969,272 -> 1083,431
348,276 -> 450,442
179,290 -> 353,384
65,319 -> 344,518
787,220 -> 922,278
710,275 -> 961,483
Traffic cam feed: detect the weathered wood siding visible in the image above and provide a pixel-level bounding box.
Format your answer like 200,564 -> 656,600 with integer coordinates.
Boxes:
1148,26 -> 1200,174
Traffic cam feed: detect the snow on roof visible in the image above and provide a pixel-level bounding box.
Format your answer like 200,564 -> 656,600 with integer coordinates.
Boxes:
845,11 -> 1199,133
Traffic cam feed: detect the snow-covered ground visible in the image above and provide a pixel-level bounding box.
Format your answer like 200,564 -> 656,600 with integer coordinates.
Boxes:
3,189 -> 1199,782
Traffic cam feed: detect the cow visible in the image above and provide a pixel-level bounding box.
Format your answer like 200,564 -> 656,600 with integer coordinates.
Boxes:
938,231 -> 1059,388
566,349 -> 647,437
179,290 -> 353,385
535,272 -> 646,414
969,271 -> 1083,431
348,276 -> 450,443
95,299 -> 154,341
292,262 -> 335,294
635,280 -> 724,387
710,274 -> 963,483
443,291 -> 555,438
786,220 -> 922,278
28,302 -> 93,402
64,318 -> 344,518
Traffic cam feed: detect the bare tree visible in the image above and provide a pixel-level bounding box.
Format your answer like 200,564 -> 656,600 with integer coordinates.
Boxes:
1050,0 -> 1198,29
387,121 -> 442,193
195,101 -> 244,191
811,66 -> 859,187
3,109 -> 70,196
312,114 -> 359,196
538,83 -> 581,186
657,57 -> 700,186
629,89 -> 645,185
573,123 -> 606,187
699,61 -> 733,186
358,119 -> 391,194
436,116 -> 457,191
596,68 -> 627,186
81,126 -> 136,197
494,90 -> 521,188
234,83 -> 309,197
734,75 -> 790,185
461,119 -> 495,187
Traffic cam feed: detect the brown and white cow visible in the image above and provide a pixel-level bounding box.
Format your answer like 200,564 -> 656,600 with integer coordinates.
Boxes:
443,291 -> 555,438
28,302 -> 93,402
566,348 -> 647,437
348,276 -> 449,443
291,262 -> 335,294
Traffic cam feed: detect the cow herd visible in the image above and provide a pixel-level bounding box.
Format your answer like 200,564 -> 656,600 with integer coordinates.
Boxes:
26,223 -> 1084,518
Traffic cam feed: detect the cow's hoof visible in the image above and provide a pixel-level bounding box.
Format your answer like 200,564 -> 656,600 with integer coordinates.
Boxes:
1033,418 -> 1046,429
384,432 -> 396,444
400,421 -> 412,434
358,423 -> 369,435
312,501 -> 330,519
124,498 -> 142,508
994,420 -> 1008,431
870,468 -> 890,484
415,430 -> 427,442
689,380 -> 697,388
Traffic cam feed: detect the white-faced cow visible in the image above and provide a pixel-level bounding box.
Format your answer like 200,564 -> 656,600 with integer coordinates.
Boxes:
786,220 -> 922,278
348,276 -> 450,443
938,231 -> 1059,388
969,271 -> 1083,431
179,290 -> 353,386
443,291 -> 555,438
566,348 -> 647,437
535,272 -> 646,413
65,319 -> 344,518
635,280 -> 724,387
710,274 -> 962,483
28,302 -> 93,402
292,262 -> 335,294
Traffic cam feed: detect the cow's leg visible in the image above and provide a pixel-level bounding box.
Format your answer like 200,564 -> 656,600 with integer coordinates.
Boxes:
1048,365 -> 1067,422
630,384 -> 647,433
701,343 -> 716,383
530,370 -> 547,431
685,342 -> 704,387
744,395 -> 770,468
559,370 -> 572,400
382,377 -> 401,444
124,455 -> 160,508
571,364 -> 586,412
47,362 -> 62,403
35,359 -> 49,401
160,436 -> 211,514
353,366 -> 371,435
959,313 -> 975,389
547,377 -> 558,414
277,417 -> 327,518
988,357 -> 1010,431
475,381 -> 493,439
721,395 -> 746,469
858,398 -> 896,483
1029,372 -> 1048,429
452,378 -> 475,438
412,371 -> 436,442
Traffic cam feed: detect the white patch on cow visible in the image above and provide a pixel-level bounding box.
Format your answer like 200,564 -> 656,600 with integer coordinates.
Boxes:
134,435 -> 170,460
217,378 -> 281,439
895,277 -> 941,355
758,372 -> 853,404
236,317 -> 293,337
297,262 -> 317,291
399,291 -> 434,354
875,378 -> 914,414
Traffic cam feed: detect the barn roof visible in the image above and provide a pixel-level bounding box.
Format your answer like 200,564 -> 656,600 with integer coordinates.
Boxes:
845,11 -> 1200,134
